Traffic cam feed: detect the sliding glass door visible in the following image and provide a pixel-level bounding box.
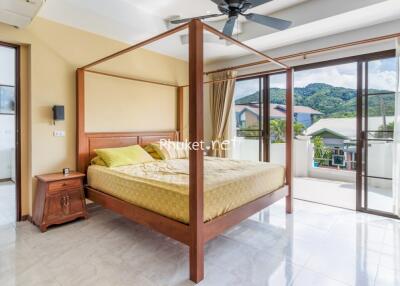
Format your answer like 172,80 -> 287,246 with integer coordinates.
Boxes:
232,51 -> 398,218
358,56 -> 398,217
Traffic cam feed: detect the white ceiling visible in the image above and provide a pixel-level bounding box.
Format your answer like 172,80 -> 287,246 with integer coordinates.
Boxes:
37,0 -> 400,64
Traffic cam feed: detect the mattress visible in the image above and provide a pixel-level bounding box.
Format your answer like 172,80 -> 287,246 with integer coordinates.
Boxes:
87,157 -> 285,223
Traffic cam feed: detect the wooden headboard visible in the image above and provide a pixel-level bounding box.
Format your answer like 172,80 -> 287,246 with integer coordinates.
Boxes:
77,131 -> 178,173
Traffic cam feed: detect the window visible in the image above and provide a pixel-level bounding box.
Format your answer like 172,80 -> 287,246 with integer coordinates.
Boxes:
0,46 -> 16,114
232,78 -> 262,161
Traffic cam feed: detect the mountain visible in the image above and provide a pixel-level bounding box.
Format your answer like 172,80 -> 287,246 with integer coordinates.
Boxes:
235,83 -> 395,118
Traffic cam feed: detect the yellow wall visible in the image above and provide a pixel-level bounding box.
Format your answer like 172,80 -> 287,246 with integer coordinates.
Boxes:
0,18 -> 188,216
85,73 -> 177,133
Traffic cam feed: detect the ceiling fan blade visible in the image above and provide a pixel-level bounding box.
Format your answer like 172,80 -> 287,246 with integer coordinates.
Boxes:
245,0 -> 274,8
245,13 -> 292,30
211,0 -> 227,5
170,14 -> 223,24
222,16 -> 238,37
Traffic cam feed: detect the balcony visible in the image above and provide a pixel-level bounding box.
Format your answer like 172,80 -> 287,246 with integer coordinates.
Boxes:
232,137 -> 394,213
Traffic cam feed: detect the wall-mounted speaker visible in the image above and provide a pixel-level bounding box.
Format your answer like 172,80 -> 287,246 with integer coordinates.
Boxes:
52,105 -> 64,123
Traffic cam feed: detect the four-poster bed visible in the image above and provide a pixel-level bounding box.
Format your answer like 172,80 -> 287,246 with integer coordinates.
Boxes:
76,19 -> 294,283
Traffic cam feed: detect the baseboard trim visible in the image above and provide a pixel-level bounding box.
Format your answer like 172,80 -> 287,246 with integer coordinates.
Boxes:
21,215 -> 32,222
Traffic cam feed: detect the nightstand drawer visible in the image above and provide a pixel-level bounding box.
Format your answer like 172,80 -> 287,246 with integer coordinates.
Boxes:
48,178 -> 82,192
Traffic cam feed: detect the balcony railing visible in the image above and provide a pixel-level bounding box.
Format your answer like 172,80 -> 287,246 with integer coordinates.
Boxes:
313,157 -> 357,171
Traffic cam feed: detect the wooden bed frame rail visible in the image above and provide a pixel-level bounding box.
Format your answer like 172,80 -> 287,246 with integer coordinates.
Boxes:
77,19 -> 293,283
85,185 -> 288,246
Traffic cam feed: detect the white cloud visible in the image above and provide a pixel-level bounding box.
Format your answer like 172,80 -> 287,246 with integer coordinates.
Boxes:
368,70 -> 397,91
235,78 -> 260,99
234,59 -> 397,98
295,63 -> 358,89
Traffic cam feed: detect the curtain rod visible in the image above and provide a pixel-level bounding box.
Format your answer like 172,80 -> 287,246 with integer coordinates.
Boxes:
179,67 -> 286,88
206,32 -> 400,75
86,70 -> 179,88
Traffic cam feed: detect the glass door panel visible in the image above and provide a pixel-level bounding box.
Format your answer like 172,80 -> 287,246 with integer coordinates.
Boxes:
233,78 -> 263,161
269,73 -> 286,165
361,57 -> 397,216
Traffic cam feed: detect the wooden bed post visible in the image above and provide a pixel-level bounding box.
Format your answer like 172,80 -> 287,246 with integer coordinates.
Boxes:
76,68 -> 87,173
177,86 -> 184,141
188,19 -> 204,283
285,68 -> 294,213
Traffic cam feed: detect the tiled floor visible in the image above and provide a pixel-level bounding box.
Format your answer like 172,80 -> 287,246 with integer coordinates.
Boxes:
295,177 -> 394,213
0,199 -> 399,286
0,181 -> 15,226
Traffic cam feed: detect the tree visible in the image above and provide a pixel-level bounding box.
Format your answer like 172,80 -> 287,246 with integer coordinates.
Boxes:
270,120 -> 305,143
312,136 -> 332,166
270,119 -> 285,143
375,122 -> 394,139
294,121 -> 306,136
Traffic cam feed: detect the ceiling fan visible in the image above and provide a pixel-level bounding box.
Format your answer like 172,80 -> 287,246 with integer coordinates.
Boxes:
170,0 -> 292,37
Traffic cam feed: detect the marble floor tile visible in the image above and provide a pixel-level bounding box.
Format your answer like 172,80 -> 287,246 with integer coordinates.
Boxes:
0,199 -> 399,286
305,237 -> 381,286
0,182 -> 16,227
291,267 -> 350,286
374,266 -> 400,286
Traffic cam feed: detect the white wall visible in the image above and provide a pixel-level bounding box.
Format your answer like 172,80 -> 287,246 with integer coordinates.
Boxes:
0,114 -> 15,180
270,143 -> 286,166
232,137 -> 259,161
367,142 -> 393,189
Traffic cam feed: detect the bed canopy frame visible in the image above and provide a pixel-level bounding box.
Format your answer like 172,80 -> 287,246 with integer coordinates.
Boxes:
76,19 -> 294,283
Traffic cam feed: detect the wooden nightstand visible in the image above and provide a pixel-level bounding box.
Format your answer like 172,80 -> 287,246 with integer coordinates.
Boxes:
33,172 -> 88,232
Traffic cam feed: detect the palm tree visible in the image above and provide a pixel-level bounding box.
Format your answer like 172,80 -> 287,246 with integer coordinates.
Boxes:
270,119 -> 305,143
270,119 -> 285,143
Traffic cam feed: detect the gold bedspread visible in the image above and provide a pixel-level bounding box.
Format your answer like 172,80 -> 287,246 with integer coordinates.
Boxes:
87,157 -> 285,223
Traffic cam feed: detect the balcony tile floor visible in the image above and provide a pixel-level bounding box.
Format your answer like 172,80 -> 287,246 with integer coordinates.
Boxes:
294,177 -> 394,213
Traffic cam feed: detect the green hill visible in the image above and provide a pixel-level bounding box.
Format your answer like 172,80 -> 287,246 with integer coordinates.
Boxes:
235,83 -> 394,118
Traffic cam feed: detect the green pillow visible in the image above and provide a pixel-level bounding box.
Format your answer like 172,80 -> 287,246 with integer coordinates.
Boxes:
90,156 -> 107,166
95,145 -> 155,167
144,144 -> 162,160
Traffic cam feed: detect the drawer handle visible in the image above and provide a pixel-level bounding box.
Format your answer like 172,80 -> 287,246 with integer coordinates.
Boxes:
61,195 -> 70,215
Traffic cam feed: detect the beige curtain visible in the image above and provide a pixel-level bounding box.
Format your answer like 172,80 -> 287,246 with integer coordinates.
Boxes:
209,70 -> 238,157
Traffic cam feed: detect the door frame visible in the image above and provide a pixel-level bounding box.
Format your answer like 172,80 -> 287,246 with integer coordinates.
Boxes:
356,54 -> 399,219
295,49 -> 398,219
237,50 -> 397,218
0,41 -> 22,221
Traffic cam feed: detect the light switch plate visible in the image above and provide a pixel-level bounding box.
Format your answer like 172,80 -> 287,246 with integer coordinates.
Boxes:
53,130 -> 65,137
